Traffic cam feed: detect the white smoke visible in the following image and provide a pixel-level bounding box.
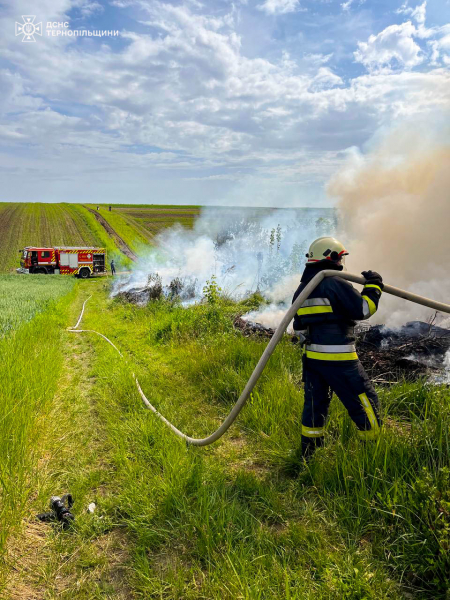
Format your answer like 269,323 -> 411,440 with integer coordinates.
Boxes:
243,273 -> 303,331
329,117 -> 450,329
266,273 -> 302,304
112,207 -> 336,325
244,306 -> 294,331
444,349 -> 450,384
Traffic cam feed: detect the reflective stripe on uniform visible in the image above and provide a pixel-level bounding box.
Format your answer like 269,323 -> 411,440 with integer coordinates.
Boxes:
364,284 -> 383,293
362,298 -> 371,319
298,306 -> 333,316
297,297 -> 333,316
307,343 -> 356,353
306,350 -> 358,361
302,298 -> 331,307
305,343 -> 358,361
358,392 -> 380,437
362,295 -> 377,316
301,424 -> 324,438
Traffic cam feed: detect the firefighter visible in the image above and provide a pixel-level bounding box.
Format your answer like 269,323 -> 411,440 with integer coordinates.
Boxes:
292,236 -> 383,460
110,259 -> 116,276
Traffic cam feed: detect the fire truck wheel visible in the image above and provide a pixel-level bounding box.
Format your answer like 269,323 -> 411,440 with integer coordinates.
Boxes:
79,268 -> 90,279
36,267 -> 47,274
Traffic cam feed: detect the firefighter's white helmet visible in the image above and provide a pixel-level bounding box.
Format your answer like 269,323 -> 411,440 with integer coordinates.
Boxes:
306,237 -> 349,264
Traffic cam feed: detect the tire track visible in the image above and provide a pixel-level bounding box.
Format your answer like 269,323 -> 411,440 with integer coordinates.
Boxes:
84,207 -> 138,262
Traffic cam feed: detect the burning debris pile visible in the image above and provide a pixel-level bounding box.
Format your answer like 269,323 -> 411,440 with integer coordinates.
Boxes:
234,316 -> 450,383
356,321 -> 450,383
233,316 -> 275,338
114,274 -> 198,305
111,207 -> 336,304
114,269 -> 450,384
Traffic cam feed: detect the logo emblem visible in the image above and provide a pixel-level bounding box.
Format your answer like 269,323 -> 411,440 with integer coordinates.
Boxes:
15,16 -> 42,42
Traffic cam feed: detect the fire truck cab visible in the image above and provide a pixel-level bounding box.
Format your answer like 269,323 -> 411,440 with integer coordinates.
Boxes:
18,246 -> 107,278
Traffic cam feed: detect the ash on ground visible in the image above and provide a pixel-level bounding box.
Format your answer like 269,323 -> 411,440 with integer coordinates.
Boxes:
356,320 -> 450,383
235,316 -> 450,383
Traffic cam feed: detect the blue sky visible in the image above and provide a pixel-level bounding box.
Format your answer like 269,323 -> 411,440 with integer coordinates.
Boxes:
0,0 -> 449,206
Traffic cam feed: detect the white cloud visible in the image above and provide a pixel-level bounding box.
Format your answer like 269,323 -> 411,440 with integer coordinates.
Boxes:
0,0 -> 449,205
79,1 -> 104,17
257,0 -> 302,16
303,52 -> 333,65
395,1 -> 435,38
397,1 -> 427,24
354,21 -> 423,70
356,4 -> 450,70
441,33 -> 450,48
341,0 -> 366,11
310,67 -> 343,90
428,39 -> 440,64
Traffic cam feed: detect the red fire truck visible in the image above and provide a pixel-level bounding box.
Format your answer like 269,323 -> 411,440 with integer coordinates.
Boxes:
17,246 -> 107,278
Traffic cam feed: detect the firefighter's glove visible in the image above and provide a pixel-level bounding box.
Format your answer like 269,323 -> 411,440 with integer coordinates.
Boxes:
361,270 -> 384,290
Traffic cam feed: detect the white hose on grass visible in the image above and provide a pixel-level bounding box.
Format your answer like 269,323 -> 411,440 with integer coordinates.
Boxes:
68,271 -> 450,446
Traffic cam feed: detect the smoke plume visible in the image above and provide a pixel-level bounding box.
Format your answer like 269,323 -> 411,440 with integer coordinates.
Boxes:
113,120 -> 450,334
329,125 -> 450,327
112,207 -> 336,323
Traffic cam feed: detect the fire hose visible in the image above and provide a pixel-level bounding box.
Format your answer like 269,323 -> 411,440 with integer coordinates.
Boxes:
69,270 -> 450,446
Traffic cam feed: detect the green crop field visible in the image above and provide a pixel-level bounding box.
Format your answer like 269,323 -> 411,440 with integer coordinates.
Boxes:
0,275 -> 77,571
112,204 -> 201,239
0,275 -> 75,336
85,205 -> 151,254
1,274 -> 449,599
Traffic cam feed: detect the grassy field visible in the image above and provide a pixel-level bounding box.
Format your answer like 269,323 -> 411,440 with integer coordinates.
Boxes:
0,274 -> 75,336
0,276 -> 77,571
1,277 -> 449,598
111,204 -> 201,240
85,205 -> 151,254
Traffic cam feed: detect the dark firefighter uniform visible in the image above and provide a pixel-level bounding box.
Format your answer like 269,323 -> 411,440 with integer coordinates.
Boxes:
292,261 -> 383,457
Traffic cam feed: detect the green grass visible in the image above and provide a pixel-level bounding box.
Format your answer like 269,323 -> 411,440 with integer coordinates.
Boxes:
0,274 -> 75,336
85,205 -> 151,254
2,279 -> 449,598
92,203 -> 202,209
0,202 -> 210,273
0,281 -> 77,574
74,284 -> 450,599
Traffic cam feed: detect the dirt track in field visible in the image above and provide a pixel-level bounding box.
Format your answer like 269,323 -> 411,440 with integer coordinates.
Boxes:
84,207 -> 138,262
